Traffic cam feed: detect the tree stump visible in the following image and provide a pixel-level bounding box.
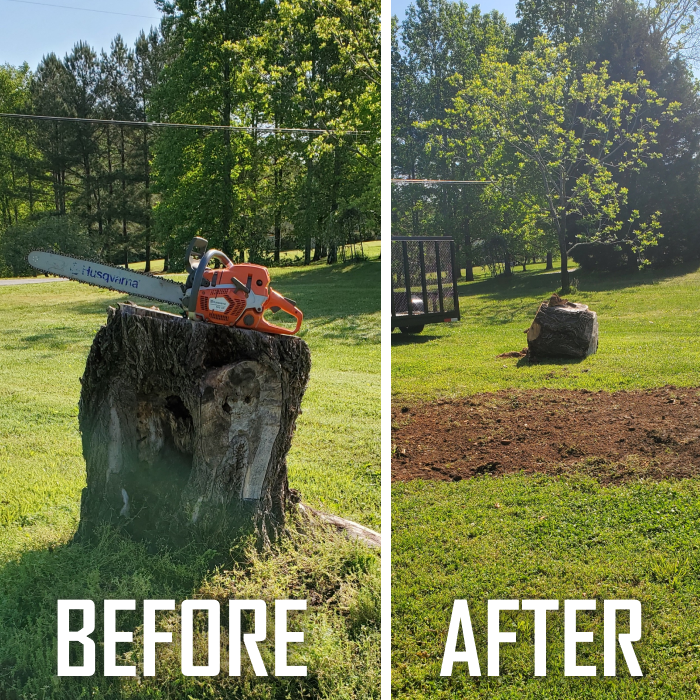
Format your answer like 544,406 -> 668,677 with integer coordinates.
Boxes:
526,294 -> 598,360
76,303 -> 311,548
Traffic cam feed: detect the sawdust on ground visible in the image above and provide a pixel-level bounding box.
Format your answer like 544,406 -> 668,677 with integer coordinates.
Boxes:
392,386 -> 700,484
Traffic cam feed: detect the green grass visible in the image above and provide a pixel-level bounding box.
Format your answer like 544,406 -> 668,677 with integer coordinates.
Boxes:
278,240 -> 379,265
392,261 -> 700,698
392,261 -> 700,400
392,475 -> 700,699
125,239 -> 379,272
0,245 -> 379,698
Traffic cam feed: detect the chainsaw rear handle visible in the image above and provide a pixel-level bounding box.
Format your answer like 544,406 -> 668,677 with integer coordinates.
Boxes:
258,288 -> 303,336
188,248 -> 240,313
185,236 -> 209,274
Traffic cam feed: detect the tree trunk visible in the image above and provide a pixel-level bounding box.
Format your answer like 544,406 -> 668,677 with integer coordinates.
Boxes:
546,251 -> 553,270
526,295 -> 598,360
143,126 -> 152,273
559,239 -> 569,292
463,222 -> 473,281
557,170 -> 570,291
558,199 -> 569,292
327,148 -> 340,265
76,303 -> 311,549
120,126 -> 128,269
274,207 -> 281,265
221,2 -> 233,245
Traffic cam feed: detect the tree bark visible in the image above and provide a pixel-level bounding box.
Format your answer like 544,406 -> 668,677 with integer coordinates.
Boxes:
526,295 -> 598,360
76,304 -> 311,549
274,206 -> 281,265
463,221 -> 474,282
559,238 -> 569,292
120,125 -> 128,269
143,126 -> 152,273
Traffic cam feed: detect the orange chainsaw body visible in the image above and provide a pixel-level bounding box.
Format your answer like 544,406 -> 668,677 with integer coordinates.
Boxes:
191,261 -> 303,336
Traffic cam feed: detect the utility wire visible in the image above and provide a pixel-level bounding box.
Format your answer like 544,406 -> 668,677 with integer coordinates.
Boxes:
391,179 -> 494,184
3,0 -> 159,18
0,113 -> 369,136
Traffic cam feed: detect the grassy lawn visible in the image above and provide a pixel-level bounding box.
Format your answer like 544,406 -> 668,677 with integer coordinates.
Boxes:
392,261 -> 700,399
0,242 -> 379,698
107,239 -> 378,273
392,261 -> 700,698
393,475 -> 700,699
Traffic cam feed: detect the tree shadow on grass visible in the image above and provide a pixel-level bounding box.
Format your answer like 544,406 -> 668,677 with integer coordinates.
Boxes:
273,259 -> 380,319
391,333 -> 440,345
457,260 -> 700,303
0,521 -> 381,700
6,326 -> 89,351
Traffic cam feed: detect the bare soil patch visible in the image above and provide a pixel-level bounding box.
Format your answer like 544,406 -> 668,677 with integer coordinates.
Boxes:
392,387 -> 700,483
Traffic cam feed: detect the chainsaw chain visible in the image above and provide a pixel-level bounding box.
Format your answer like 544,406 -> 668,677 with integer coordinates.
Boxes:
26,249 -> 186,306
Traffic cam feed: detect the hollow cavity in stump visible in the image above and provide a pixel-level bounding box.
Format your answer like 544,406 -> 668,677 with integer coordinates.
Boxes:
76,303 -> 311,549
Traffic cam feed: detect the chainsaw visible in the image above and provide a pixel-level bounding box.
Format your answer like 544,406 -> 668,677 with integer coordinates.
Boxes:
27,237 -> 303,336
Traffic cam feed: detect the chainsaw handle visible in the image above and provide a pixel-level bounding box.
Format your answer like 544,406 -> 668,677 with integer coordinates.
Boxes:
188,248 -> 235,313
259,288 -> 303,336
185,237 -> 208,274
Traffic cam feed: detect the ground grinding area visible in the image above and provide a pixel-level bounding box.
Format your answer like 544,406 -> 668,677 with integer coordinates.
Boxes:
392,386 -> 700,483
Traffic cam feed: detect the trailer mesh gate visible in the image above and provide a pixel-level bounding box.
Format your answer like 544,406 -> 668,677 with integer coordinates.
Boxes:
391,236 -> 460,329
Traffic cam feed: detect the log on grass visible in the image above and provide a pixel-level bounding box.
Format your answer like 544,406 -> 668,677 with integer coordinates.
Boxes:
76,303 -> 311,548
526,294 -> 598,360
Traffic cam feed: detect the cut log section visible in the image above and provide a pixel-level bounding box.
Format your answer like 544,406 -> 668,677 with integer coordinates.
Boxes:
526,294 -> 598,360
76,303 -> 311,548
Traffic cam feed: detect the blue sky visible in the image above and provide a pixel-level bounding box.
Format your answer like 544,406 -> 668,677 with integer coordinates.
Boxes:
392,0 -> 518,23
0,0 -> 519,72
0,0 -> 161,70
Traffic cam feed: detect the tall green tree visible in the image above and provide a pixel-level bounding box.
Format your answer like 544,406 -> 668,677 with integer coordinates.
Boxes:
151,0 -> 270,263
30,54 -> 72,216
0,64 -> 38,230
392,0 -> 510,278
0,0 -> 379,275
455,37 -> 677,291
132,29 -> 165,270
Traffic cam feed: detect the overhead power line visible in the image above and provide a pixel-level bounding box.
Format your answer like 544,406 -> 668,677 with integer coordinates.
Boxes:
391,179 -> 494,184
0,113 -> 369,136
4,0 -> 160,18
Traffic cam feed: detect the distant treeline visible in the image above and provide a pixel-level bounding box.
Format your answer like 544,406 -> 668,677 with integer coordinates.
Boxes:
392,0 -> 700,286
0,0 -> 379,276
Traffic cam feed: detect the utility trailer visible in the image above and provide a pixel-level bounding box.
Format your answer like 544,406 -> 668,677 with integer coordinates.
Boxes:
391,236 -> 460,334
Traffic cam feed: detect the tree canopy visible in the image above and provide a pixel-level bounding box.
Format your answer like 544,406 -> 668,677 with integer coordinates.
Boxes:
392,0 -> 700,288
0,0 -> 379,276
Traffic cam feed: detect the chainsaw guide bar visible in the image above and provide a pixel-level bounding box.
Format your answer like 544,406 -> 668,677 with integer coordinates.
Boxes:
26,249 -> 185,306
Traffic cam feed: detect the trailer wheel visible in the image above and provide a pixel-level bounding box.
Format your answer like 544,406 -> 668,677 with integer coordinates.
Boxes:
399,325 -> 424,334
